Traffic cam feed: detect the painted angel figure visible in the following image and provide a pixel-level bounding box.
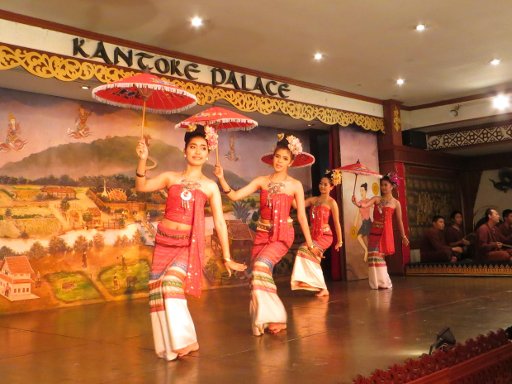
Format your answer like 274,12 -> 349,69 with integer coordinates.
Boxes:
68,106 -> 91,139
224,133 -> 239,161
0,113 -> 28,152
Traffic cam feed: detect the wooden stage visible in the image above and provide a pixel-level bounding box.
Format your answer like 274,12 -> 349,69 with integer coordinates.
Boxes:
0,275 -> 511,384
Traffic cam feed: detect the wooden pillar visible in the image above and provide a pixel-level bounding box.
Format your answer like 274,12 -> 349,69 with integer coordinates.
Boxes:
378,100 -> 411,274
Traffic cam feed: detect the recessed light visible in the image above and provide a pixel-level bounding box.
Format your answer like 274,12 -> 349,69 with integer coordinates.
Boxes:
415,24 -> 426,32
492,94 -> 510,110
313,52 -> 323,61
191,16 -> 203,28
81,85 -> 90,90
396,78 -> 405,86
307,123 -> 314,127
490,58 -> 501,66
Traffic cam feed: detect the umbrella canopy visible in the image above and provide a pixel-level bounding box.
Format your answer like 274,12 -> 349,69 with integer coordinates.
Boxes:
260,152 -> 315,168
176,106 -> 258,163
175,106 -> 258,131
337,160 -> 382,177
337,160 -> 382,194
92,73 -> 197,137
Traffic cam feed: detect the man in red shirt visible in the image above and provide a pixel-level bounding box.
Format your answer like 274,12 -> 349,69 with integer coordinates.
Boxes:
497,209 -> 512,245
421,216 -> 463,263
476,208 -> 512,262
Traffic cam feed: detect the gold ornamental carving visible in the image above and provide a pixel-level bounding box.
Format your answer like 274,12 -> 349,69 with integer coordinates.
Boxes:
393,105 -> 401,132
0,44 -> 384,132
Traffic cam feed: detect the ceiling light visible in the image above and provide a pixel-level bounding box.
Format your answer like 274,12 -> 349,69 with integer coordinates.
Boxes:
81,85 -> 90,90
490,58 -> 501,66
415,24 -> 426,32
191,16 -> 203,28
313,52 -> 323,61
396,78 -> 405,86
492,94 -> 510,110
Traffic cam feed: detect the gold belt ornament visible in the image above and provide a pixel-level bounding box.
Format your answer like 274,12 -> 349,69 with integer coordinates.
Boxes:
256,219 -> 293,232
157,228 -> 190,240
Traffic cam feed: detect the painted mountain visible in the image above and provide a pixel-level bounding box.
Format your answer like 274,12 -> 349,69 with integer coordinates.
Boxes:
0,136 -> 247,186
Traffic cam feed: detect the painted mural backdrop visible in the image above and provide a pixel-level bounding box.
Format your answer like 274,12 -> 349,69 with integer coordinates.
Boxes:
339,126 -> 380,281
474,169 -> 512,226
0,88 -> 311,314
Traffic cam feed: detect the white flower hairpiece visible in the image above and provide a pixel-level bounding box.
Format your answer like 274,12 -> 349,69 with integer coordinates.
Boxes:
204,125 -> 218,151
277,133 -> 302,156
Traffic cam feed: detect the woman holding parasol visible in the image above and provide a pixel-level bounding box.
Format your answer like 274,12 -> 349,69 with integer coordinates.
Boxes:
214,133 -> 320,336
351,172 -> 409,289
135,124 -> 246,361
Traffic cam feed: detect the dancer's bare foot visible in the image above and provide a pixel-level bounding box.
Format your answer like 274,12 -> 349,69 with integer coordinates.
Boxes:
267,323 -> 287,334
175,342 -> 199,357
316,289 -> 329,297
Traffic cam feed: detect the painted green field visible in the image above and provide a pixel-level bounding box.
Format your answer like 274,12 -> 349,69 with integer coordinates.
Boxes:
98,260 -> 150,296
45,271 -> 102,302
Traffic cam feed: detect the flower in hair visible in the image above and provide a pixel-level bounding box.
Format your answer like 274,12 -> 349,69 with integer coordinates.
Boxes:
187,123 -> 197,132
385,171 -> 400,187
277,133 -> 285,141
204,125 -> 218,150
327,169 -> 342,186
286,135 -> 302,156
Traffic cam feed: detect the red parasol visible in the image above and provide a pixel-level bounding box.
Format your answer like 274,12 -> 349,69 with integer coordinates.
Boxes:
337,159 -> 382,194
92,73 -> 197,137
260,152 -> 315,168
175,106 -> 258,163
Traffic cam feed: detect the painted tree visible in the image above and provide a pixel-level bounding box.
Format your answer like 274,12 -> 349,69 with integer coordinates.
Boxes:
0,246 -> 16,258
93,233 -> 105,251
48,236 -> 68,255
28,241 -> 46,259
73,235 -> 89,254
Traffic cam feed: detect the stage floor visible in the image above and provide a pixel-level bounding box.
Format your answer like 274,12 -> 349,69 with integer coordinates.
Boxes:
1,276 -> 511,384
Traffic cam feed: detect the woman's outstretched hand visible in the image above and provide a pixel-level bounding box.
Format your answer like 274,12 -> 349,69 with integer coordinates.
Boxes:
136,140 -> 148,160
334,241 -> 343,251
223,259 -> 247,277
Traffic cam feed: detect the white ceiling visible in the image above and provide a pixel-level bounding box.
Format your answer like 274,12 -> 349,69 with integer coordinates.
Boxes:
2,0 -> 512,107
2,0 -> 512,156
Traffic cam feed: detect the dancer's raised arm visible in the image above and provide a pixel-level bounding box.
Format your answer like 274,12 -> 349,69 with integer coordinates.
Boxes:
214,164 -> 263,201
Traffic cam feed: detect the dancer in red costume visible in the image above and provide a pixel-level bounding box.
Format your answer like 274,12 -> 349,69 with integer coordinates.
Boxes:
215,133 -> 320,336
136,125 -> 246,361
352,173 -> 409,289
291,169 -> 343,297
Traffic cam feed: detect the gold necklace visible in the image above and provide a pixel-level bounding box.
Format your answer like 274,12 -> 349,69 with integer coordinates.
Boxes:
267,174 -> 287,207
179,173 -> 202,209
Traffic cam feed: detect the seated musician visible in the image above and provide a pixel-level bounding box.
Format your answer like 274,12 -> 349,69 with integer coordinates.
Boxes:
445,210 -> 472,259
475,208 -> 512,262
420,216 -> 463,263
497,209 -> 512,245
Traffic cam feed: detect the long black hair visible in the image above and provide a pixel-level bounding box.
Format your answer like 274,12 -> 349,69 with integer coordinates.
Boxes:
184,125 -> 208,150
274,134 -> 295,159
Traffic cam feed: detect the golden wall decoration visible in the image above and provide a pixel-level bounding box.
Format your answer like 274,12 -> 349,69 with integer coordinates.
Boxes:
0,44 -> 384,132
393,105 -> 401,132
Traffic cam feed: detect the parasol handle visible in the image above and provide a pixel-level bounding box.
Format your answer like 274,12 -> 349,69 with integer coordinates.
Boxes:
141,99 -> 147,138
215,146 -> 220,165
352,174 -> 358,196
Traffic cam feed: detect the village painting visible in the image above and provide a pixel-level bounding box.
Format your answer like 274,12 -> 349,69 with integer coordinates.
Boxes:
0,88 -> 312,314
